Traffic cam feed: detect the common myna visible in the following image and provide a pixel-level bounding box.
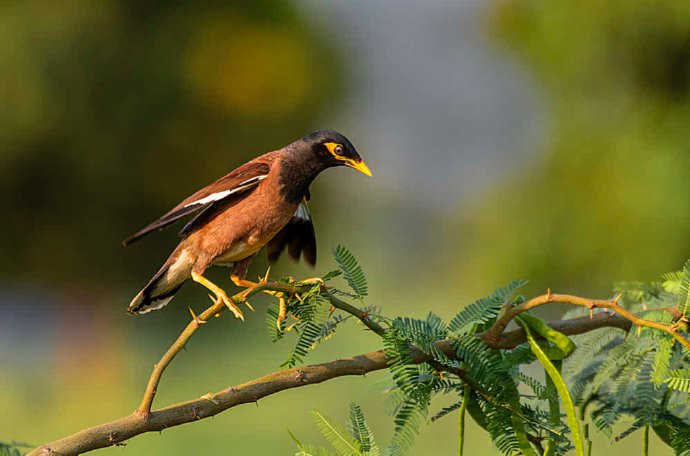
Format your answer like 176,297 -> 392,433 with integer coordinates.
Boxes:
124,130 -> 371,318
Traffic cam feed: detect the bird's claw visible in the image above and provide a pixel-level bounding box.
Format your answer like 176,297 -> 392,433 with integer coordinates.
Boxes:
211,291 -> 244,321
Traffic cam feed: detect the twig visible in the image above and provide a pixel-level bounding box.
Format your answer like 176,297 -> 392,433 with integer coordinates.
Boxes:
483,293 -> 690,350
136,280 -> 315,415
477,312 -> 633,349
324,290 -> 385,335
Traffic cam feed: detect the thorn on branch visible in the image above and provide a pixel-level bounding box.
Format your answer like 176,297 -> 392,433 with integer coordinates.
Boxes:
261,267 -> 271,285
107,432 -> 126,447
546,288 -> 551,300
295,370 -> 307,382
188,307 -> 206,326
611,293 -> 622,306
200,393 -> 219,405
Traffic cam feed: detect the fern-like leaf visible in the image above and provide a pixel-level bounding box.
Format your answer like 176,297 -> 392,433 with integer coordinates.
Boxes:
448,280 -> 527,336
333,245 -> 368,297
651,337 -> 673,388
666,368 -> 690,393
312,411 -> 363,456
348,403 -> 379,455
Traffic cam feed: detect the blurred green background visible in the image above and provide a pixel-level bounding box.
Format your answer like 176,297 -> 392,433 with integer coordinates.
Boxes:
2,0 -> 689,454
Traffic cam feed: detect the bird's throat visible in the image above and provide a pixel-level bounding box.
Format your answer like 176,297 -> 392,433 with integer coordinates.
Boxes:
278,158 -> 323,204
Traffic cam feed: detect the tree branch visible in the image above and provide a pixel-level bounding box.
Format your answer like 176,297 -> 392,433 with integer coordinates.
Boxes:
136,280 -> 315,415
29,287 -> 682,455
30,344 -> 452,456
477,312 -> 633,349
482,292 -> 690,350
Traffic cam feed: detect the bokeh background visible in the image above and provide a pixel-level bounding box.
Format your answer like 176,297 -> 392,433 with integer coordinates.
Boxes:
2,0 -> 690,454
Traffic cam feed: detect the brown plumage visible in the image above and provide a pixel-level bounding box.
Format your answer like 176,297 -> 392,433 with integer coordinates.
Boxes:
124,130 -> 371,317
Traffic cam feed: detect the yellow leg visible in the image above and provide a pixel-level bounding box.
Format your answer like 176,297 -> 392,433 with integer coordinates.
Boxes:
230,275 -> 260,288
191,271 -> 244,321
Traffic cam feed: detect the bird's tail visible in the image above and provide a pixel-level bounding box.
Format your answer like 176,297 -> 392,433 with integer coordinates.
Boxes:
127,257 -> 188,315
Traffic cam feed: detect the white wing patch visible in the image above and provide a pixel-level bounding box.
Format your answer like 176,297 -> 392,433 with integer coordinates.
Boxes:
294,200 -> 311,221
183,175 -> 267,208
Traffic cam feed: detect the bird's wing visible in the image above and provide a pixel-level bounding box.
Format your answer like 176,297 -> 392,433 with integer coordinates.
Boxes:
123,159 -> 272,246
267,198 -> 316,266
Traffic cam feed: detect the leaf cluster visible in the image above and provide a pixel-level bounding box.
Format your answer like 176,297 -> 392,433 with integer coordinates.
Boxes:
282,249 -> 690,455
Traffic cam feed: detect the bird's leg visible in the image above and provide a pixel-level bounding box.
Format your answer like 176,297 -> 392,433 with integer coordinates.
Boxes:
191,271 -> 244,321
230,256 -> 260,289
230,276 -> 260,288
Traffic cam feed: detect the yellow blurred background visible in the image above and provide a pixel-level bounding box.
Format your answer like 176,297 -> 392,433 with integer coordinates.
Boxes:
2,0 -> 689,454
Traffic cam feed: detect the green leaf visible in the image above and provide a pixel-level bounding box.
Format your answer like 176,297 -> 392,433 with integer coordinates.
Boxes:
458,385 -> 470,456
543,360 -> 562,456
348,403 -> 379,455
651,337 -> 673,388
333,245 -> 368,297
322,269 -> 343,281
518,313 -> 575,358
517,317 -> 584,456
448,280 -> 527,336
311,411 -> 364,456
281,293 -> 330,368
679,260 -> 690,317
665,368 -> 690,392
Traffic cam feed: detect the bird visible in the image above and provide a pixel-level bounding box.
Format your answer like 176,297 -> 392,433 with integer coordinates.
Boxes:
123,129 -> 371,318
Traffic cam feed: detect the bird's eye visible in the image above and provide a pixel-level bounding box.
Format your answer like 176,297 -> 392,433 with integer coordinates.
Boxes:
334,145 -> 344,155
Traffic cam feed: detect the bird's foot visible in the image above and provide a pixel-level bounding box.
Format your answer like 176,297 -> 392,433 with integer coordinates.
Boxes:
210,289 -> 244,321
231,267 -> 271,288
231,275 -> 259,288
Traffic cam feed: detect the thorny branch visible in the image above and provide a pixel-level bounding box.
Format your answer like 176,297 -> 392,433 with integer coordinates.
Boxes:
482,292 -> 690,351
28,284 -> 688,456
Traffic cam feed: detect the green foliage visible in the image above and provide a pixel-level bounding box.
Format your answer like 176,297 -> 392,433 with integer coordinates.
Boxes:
292,404 -> 380,456
517,317 -> 583,456
666,369 -> 690,393
333,245 -> 368,298
447,280 -> 527,336
283,250 -> 690,455
348,403 -> 378,455
0,441 -> 30,456
278,284 -> 331,368
564,267 -> 690,453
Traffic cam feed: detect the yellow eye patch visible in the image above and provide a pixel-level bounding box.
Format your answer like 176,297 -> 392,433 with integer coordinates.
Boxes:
324,142 -> 344,158
324,141 -> 372,176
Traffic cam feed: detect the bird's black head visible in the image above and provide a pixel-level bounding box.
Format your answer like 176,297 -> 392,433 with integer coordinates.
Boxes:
302,129 -> 372,176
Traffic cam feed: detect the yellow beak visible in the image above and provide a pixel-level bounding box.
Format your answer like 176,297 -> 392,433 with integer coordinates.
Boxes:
348,160 -> 373,177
